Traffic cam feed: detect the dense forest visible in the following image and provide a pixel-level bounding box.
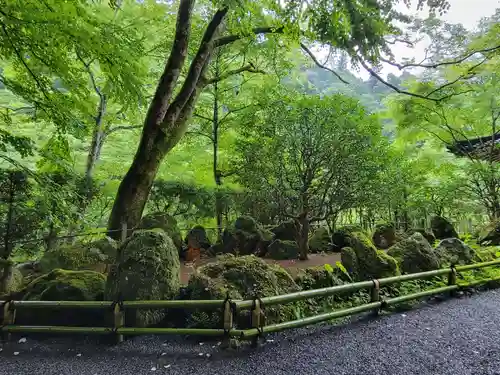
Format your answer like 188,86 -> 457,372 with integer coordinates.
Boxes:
0,0 -> 500,331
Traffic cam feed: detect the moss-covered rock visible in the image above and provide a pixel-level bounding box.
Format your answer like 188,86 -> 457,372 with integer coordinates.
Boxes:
15,269 -> 106,326
0,262 -> 23,295
271,220 -> 297,241
105,230 -> 180,327
308,227 -> 331,253
407,228 -> 436,245
184,225 -> 211,249
184,255 -> 300,328
222,216 -> 271,256
431,216 -> 458,240
347,232 -> 400,280
139,212 -> 183,251
372,223 -> 396,249
295,264 -> 351,290
478,222 -> 500,246
435,238 -> 476,266
387,233 -> 441,274
331,226 -> 362,252
341,247 -> 359,279
39,240 -> 112,274
267,239 -> 299,260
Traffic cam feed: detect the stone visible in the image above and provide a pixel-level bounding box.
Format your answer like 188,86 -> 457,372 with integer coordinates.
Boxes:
341,247 -> 359,280
267,239 -> 299,260
222,216 -> 271,256
478,222 -> 500,246
270,220 -> 297,241
346,231 -> 400,281
105,230 -> 180,327
431,216 -> 458,240
435,238 -> 476,266
184,226 -> 211,250
387,233 -> 441,274
295,263 -> 351,291
139,212 -> 183,251
15,269 -> 106,326
38,239 -> 113,274
308,227 -> 331,253
407,228 -> 436,245
372,223 -> 396,249
183,255 -> 300,328
331,226 -> 362,252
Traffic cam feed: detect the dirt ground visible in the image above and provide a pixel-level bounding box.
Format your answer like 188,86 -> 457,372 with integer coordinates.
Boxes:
179,253 -> 342,284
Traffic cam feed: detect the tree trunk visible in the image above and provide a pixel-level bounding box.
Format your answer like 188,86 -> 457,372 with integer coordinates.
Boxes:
295,211 -> 309,261
212,54 -> 223,242
107,127 -> 167,239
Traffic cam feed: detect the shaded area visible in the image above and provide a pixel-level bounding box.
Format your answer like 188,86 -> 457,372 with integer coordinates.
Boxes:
2,290 -> 500,375
446,133 -> 500,162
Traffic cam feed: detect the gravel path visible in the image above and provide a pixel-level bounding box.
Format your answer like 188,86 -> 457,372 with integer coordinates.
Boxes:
1,290 -> 500,375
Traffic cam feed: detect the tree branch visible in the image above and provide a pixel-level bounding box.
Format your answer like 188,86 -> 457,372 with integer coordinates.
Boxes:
203,63 -> 266,86
146,0 -> 195,127
162,7 -> 228,129
214,26 -> 284,47
193,113 -> 213,122
104,125 -> 142,136
300,43 -> 349,85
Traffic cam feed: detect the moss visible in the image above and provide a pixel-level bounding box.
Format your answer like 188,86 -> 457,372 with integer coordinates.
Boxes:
435,238 -> 476,266
105,230 -> 180,327
39,240 -> 110,273
267,239 -> 299,260
185,255 -> 300,328
341,247 -> 359,279
308,227 -> 331,253
295,265 -> 347,290
0,265 -> 23,295
331,226 -> 362,252
431,216 -> 458,240
15,269 -> 106,326
372,222 -> 396,249
478,222 -> 500,246
347,231 -> 400,280
139,212 -> 183,251
387,233 -> 441,274
407,228 -> 436,245
234,216 -> 258,231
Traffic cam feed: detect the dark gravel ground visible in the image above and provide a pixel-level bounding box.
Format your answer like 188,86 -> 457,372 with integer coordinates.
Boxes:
2,290 -> 500,375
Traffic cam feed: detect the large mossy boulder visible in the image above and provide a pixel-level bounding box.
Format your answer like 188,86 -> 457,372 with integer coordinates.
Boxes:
387,233 -> 441,274
308,227 -> 331,253
267,239 -> 299,260
341,247 -> 359,280
435,238 -> 476,266
478,222 -> 500,246
407,228 -> 436,245
295,264 -> 351,291
222,216 -> 272,256
431,216 -> 458,240
139,212 -> 183,251
372,223 -> 396,249
184,225 -> 211,250
15,269 -> 106,326
331,226 -> 362,252
105,230 -> 180,327
39,238 -> 116,274
271,220 -> 297,241
0,262 -> 23,296
345,232 -> 400,281
184,255 -> 300,328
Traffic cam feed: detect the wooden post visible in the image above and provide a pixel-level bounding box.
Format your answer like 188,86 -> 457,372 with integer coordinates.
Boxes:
221,294 -> 233,349
448,266 -> 457,297
2,301 -> 15,342
251,298 -> 263,348
113,302 -> 124,344
371,279 -> 380,316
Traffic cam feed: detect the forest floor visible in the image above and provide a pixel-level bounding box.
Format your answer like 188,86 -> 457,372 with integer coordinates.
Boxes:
1,288 -> 498,374
179,253 -> 342,284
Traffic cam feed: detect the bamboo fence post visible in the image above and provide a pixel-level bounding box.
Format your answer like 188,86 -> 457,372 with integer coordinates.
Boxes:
250,295 -> 263,348
113,300 -> 124,344
221,291 -> 234,349
370,279 -> 380,316
448,265 -> 458,297
2,300 -> 15,342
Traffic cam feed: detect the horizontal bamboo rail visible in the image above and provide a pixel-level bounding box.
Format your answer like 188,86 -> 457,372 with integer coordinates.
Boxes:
1,259 -> 499,342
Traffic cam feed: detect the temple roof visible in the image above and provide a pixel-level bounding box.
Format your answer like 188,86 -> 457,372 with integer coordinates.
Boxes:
446,133 -> 500,162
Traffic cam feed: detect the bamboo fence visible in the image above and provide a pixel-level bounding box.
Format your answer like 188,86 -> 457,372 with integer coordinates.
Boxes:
2,259 -> 500,345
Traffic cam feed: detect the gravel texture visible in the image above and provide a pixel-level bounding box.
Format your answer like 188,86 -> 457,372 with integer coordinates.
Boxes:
1,290 -> 500,375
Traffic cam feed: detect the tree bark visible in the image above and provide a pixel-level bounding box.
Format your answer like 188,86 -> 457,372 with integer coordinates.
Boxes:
296,212 -> 309,261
